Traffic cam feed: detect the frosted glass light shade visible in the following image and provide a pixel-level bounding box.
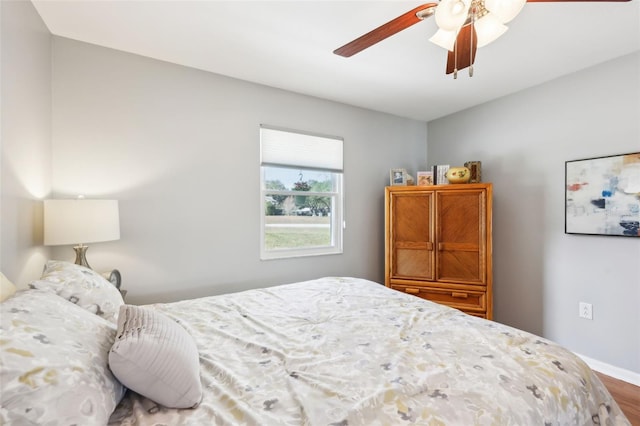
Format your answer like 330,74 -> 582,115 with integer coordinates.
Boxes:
429,28 -> 460,51
44,199 -> 120,246
435,0 -> 472,31
475,13 -> 508,47
484,0 -> 526,23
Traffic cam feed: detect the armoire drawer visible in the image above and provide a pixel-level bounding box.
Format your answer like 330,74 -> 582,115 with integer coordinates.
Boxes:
391,284 -> 486,314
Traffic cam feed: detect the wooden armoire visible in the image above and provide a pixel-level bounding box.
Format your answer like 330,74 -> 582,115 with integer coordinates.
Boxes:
385,183 -> 493,319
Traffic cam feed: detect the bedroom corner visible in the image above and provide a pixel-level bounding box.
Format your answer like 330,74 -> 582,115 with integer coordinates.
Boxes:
1,0 -> 53,286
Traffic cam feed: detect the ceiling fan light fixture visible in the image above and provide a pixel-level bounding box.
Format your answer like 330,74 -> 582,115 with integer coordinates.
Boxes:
429,28 -> 460,51
474,12 -> 508,47
483,0 -> 526,23
435,0 -> 472,30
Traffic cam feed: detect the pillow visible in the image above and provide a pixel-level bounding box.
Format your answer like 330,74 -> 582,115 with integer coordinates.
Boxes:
0,272 -> 17,301
0,289 -> 125,425
109,304 -> 202,409
30,260 -> 124,324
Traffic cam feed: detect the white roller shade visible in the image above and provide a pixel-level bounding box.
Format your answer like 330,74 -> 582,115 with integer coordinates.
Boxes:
260,126 -> 343,172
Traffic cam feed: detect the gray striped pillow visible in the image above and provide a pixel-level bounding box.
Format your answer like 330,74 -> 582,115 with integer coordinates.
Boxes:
109,304 -> 202,408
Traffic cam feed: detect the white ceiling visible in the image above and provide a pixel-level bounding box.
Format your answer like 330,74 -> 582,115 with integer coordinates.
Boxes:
32,0 -> 640,122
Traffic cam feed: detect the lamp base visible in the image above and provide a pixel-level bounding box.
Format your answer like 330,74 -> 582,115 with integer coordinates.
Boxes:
73,244 -> 92,269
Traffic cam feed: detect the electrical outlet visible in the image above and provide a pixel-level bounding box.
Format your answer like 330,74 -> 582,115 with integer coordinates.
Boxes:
579,302 -> 593,320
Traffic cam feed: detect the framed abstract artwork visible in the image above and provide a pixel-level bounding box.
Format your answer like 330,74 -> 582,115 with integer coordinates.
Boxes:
565,152 -> 640,237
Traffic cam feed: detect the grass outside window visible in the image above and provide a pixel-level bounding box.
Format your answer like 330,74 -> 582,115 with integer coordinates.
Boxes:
264,216 -> 331,250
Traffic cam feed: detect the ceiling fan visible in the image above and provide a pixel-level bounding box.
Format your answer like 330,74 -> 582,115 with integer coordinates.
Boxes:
334,0 -> 631,78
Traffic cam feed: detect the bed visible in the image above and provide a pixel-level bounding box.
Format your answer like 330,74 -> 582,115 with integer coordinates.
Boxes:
1,261 -> 630,425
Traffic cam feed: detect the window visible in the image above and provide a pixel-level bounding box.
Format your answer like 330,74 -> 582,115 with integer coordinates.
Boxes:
260,125 -> 343,260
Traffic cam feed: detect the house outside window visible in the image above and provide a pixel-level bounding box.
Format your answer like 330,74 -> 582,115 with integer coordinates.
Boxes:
260,125 -> 344,260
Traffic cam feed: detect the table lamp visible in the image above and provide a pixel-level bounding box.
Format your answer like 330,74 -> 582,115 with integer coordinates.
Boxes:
44,198 -> 120,269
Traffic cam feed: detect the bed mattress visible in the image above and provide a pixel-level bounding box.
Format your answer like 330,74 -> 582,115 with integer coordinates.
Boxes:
109,276 -> 628,425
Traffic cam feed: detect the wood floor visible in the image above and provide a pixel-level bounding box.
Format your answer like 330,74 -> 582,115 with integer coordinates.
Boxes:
596,372 -> 640,425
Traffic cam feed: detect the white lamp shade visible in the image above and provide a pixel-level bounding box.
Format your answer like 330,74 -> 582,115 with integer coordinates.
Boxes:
484,0 -> 526,23
429,28 -> 460,51
44,199 -> 120,246
435,0 -> 472,31
475,13 -> 508,47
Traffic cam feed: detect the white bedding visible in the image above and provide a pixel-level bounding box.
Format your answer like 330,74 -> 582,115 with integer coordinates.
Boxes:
109,277 -> 629,425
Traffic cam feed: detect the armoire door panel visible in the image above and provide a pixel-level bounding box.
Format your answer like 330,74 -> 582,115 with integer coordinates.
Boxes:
436,189 -> 486,284
437,192 -> 483,245
395,249 -> 434,279
438,251 -> 483,283
390,192 -> 434,280
393,194 -> 433,242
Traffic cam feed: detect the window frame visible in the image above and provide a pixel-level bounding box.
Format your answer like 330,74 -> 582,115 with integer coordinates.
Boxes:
259,126 -> 344,260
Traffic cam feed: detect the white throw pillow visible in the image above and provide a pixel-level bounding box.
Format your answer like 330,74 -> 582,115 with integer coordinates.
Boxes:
0,289 -> 125,425
109,304 -> 202,409
30,260 -> 124,324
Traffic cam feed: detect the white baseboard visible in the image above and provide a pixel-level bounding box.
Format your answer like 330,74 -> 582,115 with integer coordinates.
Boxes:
577,353 -> 640,386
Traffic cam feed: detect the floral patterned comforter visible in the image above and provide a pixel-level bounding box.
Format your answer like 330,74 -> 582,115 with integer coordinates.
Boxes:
109,277 -> 629,425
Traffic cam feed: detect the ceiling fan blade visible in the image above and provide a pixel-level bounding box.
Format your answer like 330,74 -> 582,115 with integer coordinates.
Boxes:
446,24 -> 477,76
334,3 -> 438,57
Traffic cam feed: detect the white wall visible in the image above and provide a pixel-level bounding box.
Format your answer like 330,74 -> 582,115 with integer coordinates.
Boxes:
427,52 -> 640,376
0,0 -> 52,286
50,37 -> 427,304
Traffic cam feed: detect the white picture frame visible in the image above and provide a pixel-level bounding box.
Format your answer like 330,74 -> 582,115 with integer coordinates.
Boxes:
390,168 -> 407,186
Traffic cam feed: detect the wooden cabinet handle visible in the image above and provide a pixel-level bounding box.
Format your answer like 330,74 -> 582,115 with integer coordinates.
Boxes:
451,292 -> 468,299
405,288 -> 420,294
